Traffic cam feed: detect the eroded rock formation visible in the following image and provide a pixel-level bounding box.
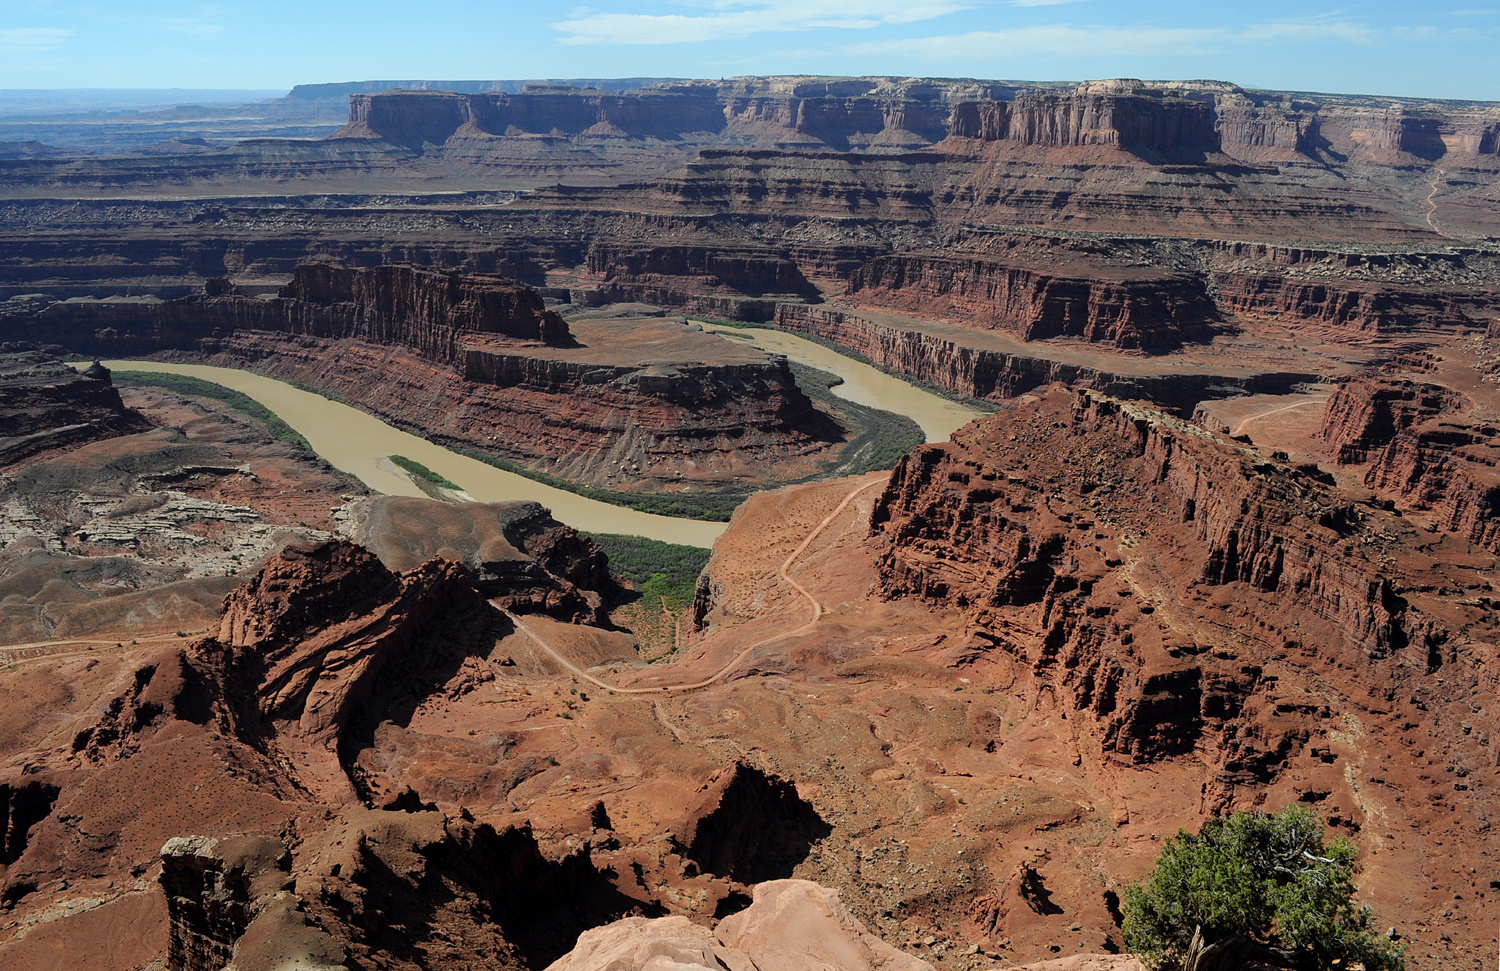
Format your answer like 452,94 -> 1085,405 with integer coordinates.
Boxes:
1321,370 -> 1500,554
547,879 -> 937,971
0,350 -> 150,466
845,254 -> 1217,349
190,540 -> 500,799
870,388 -> 1459,803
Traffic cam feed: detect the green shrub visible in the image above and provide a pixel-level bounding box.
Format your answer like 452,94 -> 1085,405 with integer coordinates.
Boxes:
389,454 -> 461,491
1122,805 -> 1405,971
590,534 -> 710,610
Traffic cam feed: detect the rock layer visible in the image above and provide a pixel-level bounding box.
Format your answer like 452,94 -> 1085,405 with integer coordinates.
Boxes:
870,388 -> 1452,803
845,254 -> 1217,349
1321,372 -> 1500,554
1212,272 -> 1491,337
0,350 -> 150,466
772,304 -> 1313,411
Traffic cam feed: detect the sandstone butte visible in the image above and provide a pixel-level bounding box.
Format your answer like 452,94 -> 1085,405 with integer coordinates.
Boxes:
0,72 -> 1499,971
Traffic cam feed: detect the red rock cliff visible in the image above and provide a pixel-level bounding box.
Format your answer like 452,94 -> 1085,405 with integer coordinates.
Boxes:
1321,374 -> 1500,554
869,389 -> 1450,804
845,253 -> 1217,349
949,88 -> 1220,161
278,263 -> 569,352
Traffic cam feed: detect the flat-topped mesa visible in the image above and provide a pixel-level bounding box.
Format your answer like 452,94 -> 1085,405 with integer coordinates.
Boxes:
332,77 -> 1009,154
951,87 -> 1221,162
277,263 -> 570,355
331,77 -> 1500,165
844,253 -> 1217,349
334,78 -> 1226,161
334,87 -> 729,149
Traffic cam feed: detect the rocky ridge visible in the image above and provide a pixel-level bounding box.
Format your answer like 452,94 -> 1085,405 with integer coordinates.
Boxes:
870,388 -> 1491,808
0,350 -> 150,466
1320,355 -> 1500,555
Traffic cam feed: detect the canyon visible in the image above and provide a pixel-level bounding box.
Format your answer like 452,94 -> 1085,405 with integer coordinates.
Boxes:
4,265 -> 857,497
1,72 -> 1499,971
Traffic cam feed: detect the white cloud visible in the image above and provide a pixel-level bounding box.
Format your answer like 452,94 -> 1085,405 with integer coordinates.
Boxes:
163,19 -> 224,36
847,19 -> 1378,59
553,0 -> 970,46
0,27 -> 71,53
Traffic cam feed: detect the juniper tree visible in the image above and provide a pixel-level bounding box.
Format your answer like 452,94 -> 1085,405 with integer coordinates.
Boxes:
1122,805 -> 1405,971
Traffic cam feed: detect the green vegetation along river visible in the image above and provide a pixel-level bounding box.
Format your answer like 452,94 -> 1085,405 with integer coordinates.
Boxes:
696,322 -> 987,442
87,339 -> 983,549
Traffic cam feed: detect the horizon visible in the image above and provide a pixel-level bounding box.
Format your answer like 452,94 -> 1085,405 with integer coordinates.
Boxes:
1,1 -> 1498,102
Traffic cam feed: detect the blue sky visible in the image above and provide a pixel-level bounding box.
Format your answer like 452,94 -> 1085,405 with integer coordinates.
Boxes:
2,1 -> 1498,100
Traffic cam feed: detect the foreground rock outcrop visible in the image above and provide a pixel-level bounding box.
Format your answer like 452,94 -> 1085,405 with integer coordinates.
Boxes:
870,388 -> 1485,808
547,879 -> 935,971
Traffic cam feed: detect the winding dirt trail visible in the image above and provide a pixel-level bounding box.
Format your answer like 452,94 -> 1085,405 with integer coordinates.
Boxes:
1426,166 -> 1457,240
0,629 -> 211,668
1229,397 -> 1329,437
500,476 -> 887,695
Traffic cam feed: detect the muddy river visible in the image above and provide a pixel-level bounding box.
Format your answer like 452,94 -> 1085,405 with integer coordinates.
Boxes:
93,360 -> 728,548
90,340 -> 982,548
696,322 -> 986,442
